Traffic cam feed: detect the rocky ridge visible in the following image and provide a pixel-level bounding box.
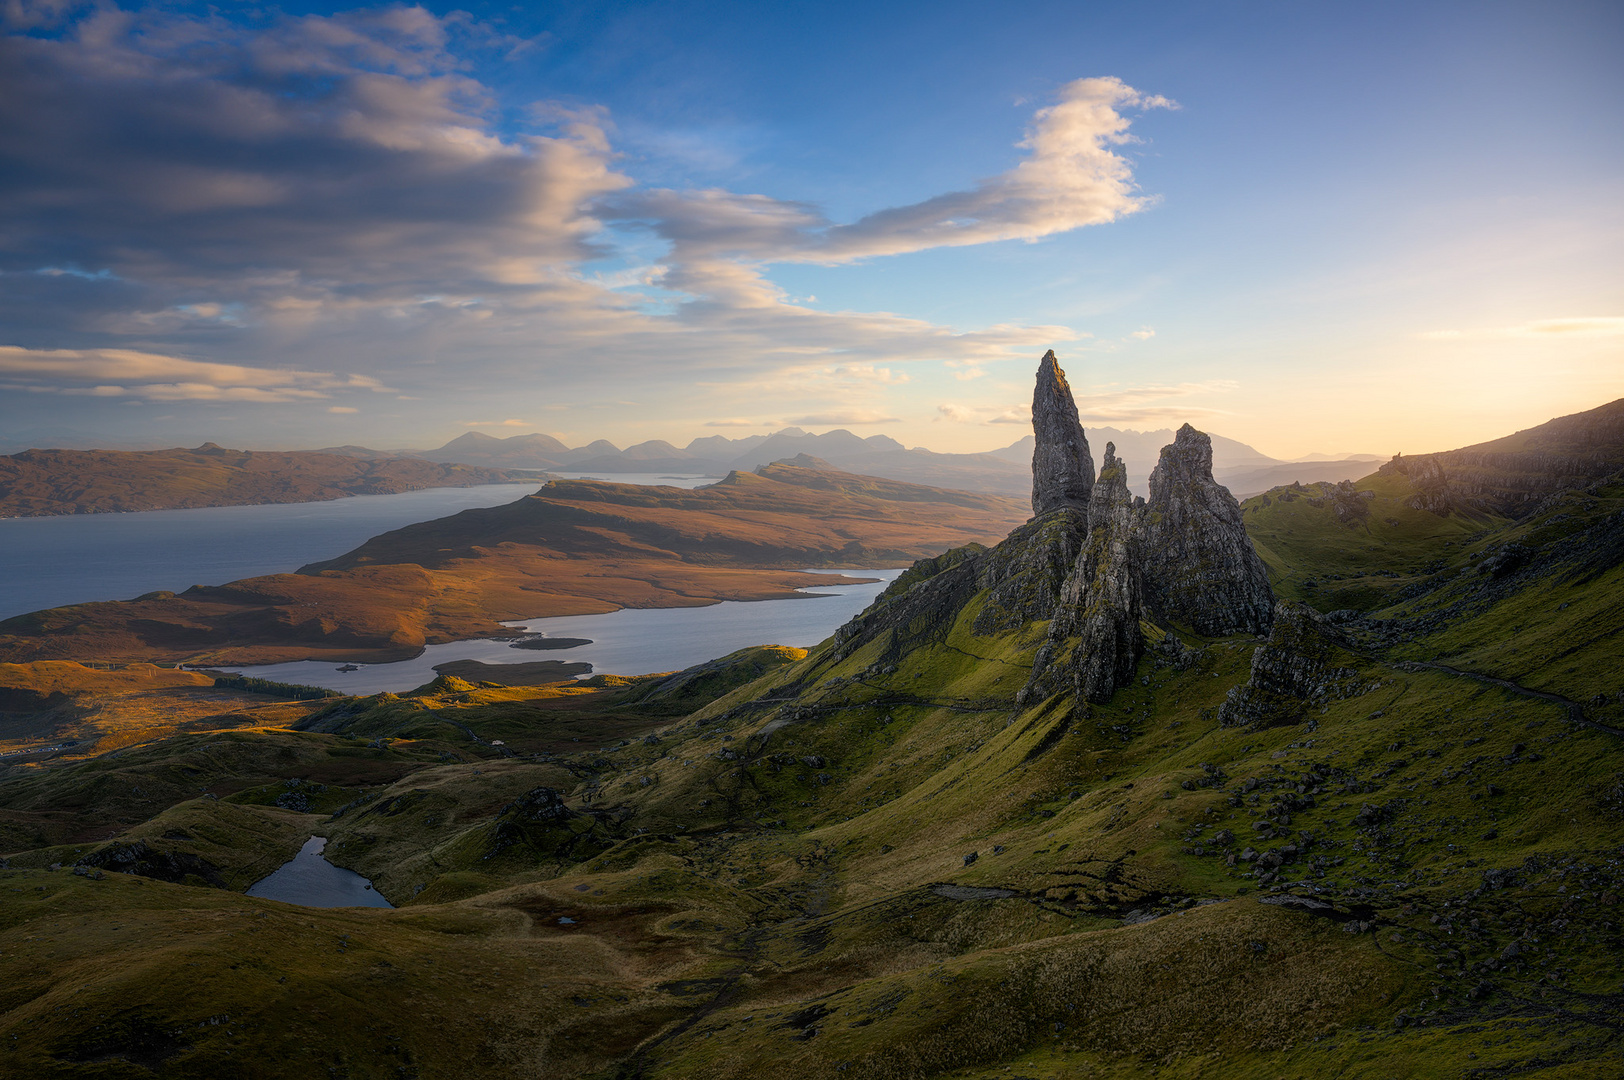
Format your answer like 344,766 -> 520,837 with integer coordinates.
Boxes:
1377,397 -> 1624,516
834,351 -> 1277,709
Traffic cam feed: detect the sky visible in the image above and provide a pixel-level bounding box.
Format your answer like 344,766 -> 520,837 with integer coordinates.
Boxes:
1,0 -> 1620,460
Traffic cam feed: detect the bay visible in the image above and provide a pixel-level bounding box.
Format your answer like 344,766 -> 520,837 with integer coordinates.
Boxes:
0,482 -> 541,620
0,476 -> 723,621
220,568 -> 903,694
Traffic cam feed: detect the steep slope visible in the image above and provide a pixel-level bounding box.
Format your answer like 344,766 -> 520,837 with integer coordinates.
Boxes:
0,444 -> 535,517
1377,397 -> 1624,515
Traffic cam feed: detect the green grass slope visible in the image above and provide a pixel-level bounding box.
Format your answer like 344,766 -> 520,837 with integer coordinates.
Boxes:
0,462 -> 1619,1078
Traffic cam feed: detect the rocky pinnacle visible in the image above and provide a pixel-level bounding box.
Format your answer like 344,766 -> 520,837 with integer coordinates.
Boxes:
1030,350 -> 1095,518
1141,423 -> 1275,635
1070,443 -> 1145,702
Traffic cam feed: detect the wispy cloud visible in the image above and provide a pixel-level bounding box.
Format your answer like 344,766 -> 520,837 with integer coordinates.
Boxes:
465,418 -> 531,427
1419,316 -> 1624,341
948,378 -> 1236,428
786,410 -> 901,426
0,346 -> 391,402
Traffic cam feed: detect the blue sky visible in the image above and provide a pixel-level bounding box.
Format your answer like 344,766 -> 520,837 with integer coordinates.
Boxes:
1,0 -> 1619,458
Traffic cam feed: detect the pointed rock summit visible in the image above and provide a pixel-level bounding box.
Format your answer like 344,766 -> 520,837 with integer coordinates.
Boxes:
1030,350 -> 1094,518
1142,424 -> 1275,636
1069,444 -> 1145,702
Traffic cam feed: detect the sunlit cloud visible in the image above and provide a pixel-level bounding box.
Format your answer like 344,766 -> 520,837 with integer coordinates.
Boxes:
956,379 -> 1238,428
704,418 -> 765,428
0,4 -> 1162,443
0,345 -> 393,402
786,410 -> 902,425
328,406 -> 359,414
1130,327 -> 1155,340
1418,317 -> 1624,341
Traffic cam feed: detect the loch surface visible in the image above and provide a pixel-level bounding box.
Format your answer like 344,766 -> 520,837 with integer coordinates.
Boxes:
221,569 -> 904,693
245,836 -> 394,909
0,479 -> 708,621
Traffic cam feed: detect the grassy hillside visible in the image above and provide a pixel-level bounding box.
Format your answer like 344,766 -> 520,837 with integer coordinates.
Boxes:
0,460 -> 1618,1077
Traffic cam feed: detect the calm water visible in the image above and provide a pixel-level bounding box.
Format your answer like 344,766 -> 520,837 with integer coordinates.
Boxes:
245,835 -> 393,908
221,569 -> 903,693
0,483 -> 546,620
0,477 -> 724,621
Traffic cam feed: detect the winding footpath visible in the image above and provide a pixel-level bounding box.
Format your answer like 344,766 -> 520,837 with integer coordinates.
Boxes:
1404,661 -> 1624,738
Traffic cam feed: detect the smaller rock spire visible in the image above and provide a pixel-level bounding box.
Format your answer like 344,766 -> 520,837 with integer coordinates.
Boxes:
1071,443 -> 1144,702
1030,350 -> 1095,518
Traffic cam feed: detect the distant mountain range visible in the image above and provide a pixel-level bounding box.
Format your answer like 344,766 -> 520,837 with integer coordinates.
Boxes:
324,426 -> 1383,500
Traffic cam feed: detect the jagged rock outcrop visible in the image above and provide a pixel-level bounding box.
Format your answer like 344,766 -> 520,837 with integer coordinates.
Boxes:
1030,351 -> 1095,518
972,508 -> 1089,635
1021,445 -> 1144,705
836,361 -> 1278,712
1067,445 -> 1145,702
1141,424 -> 1274,636
76,841 -> 227,887
1216,602 -> 1371,730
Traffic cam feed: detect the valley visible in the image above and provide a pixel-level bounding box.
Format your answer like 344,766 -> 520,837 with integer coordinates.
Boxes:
0,365 -> 1619,1079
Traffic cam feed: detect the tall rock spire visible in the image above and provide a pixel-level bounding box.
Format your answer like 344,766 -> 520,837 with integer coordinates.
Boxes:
1019,443 -> 1143,706
1030,350 -> 1095,518
1070,443 -> 1145,702
1141,424 -> 1275,635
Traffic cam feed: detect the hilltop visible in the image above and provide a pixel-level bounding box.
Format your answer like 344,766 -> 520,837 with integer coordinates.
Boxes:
0,444 -> 538,518
0,361 -> 1618,1078
0,462 -> 1026,665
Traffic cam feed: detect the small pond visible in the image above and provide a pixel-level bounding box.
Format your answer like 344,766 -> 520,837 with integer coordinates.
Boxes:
245,836 -> 393,909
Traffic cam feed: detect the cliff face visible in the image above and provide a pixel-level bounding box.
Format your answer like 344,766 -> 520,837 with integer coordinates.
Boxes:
1142,424 -> 1276,636
1030,350 -> 1095,517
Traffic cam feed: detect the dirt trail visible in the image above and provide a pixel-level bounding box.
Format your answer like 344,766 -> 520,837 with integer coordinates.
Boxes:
1407,661 -> 1624,738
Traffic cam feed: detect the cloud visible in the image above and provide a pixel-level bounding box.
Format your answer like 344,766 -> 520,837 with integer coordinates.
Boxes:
955,378 -> 1237,428
1419,317 -> 1624,341
604,76 -> 1173,282
704,418 -> 764,427
0,6 -> 630,289
327,405 -> 358,414
465,418 -> 531,427
0,5 -> 1162,433
0,345 -> 391,402
1131,327 -> 1155,340
786,410 -> 902,425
